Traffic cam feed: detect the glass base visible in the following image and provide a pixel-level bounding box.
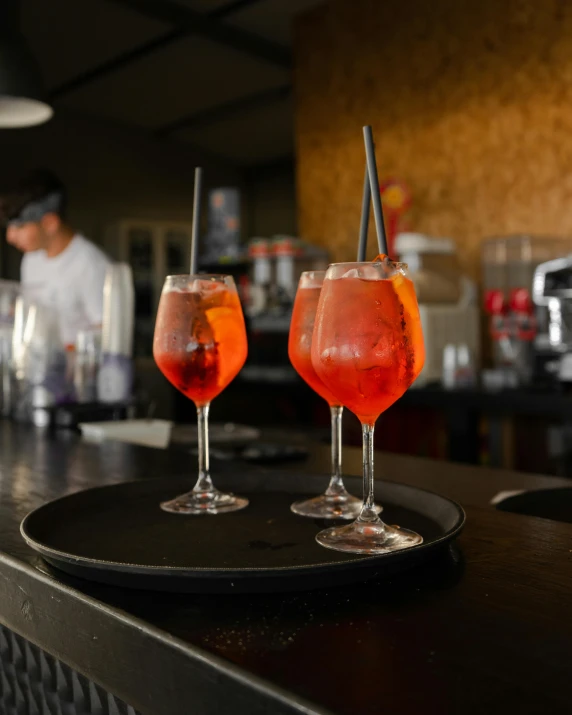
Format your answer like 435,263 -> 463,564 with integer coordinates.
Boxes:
291,491 -> 382,520
161,489 -> 249,515
316,518 -> 423,554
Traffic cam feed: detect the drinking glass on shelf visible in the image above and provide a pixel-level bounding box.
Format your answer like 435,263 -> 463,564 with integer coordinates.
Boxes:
288,271 -> 363,519
311,258 -> 426,553
74,328 -> 102,403
153,274 -> 248,514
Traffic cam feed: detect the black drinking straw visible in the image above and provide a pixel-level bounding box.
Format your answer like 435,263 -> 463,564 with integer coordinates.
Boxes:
362,126 -> 388,256
190,167 -> 202,274
357,163 -> 371,261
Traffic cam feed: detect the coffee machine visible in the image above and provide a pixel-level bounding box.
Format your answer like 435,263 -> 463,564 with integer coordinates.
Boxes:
482,236 -> 572,385
532,255 -> 572,381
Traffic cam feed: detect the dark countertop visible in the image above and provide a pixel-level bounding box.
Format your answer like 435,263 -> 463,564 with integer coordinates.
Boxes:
235,366 -> 572,419
401,383 -> 572,417
0,422 -> 571,714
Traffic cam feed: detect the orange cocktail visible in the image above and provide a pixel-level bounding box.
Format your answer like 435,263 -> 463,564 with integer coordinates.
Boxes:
313,267 -> 424,425
153,275 -> 248,514
154,279 -> 247,406
288,271 -> 362,519
311,258 -> 425,553
288,274 -> 340,406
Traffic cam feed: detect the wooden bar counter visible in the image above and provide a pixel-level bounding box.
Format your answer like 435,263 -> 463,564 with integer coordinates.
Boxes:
0,422 -> 570,714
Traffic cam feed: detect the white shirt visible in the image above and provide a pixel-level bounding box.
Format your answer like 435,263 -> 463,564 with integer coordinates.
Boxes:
21,234 -> 111,346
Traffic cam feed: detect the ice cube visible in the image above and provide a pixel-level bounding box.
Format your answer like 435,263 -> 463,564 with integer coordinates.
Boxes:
191,312 -> 215,347
341,268 -> 361,279
359,264 -> 382,281
319,347 -> 337,362
163,283 -> 186,295
189,278 -> 209,294
193,279 -> 222,294
341,265 -> 382,280
320,344 -> 359,364
164,278 -> 199,294
200,281 -> 228,309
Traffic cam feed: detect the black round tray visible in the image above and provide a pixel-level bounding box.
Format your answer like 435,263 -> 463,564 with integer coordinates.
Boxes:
21,472 -> 465,593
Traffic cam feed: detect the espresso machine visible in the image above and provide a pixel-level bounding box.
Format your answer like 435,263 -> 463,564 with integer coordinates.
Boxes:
482,236 -> 572,385
532,255 -> 572,382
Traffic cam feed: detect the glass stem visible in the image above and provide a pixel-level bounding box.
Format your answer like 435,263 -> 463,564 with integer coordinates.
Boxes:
192,403 -> 215,494
358,422 -> 381,523
325,406 -> 346,496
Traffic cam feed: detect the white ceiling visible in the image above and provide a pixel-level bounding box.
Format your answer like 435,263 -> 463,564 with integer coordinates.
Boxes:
20,0 -> 325,167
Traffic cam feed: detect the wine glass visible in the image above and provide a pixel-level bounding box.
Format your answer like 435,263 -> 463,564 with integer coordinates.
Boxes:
288,271 -> 363,519
311,258 -> 426,553
153,274 -> 248,514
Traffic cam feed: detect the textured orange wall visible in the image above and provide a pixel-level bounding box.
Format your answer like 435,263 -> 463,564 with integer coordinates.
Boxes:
294,0 -> 572,276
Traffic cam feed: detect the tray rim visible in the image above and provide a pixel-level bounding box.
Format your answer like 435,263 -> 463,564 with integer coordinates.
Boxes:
20,475 -> 466,577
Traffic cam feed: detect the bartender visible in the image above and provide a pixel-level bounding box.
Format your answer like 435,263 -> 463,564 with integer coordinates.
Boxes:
2,169 -> 110,347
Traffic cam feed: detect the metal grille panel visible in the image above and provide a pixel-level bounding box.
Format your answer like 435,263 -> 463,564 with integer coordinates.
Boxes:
0,625 -> 140,715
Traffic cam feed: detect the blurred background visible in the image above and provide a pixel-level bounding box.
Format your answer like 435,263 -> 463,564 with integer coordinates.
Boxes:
4,0 -> 572,477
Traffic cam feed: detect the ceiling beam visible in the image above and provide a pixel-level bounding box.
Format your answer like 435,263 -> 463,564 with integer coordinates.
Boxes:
50,0 -> 286,99
156,84 -> 291,137
50,29 -> 185,99
108,0 -> 290,66
60,105 -> 237,170
210,0 -> 268,19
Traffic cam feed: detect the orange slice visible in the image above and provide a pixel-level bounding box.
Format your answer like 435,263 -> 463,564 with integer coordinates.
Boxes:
205,305 -> 247,385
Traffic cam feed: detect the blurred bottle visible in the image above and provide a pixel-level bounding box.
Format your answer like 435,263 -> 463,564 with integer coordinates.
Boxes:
97,263 -> 134,404
74,328 -> 102,403
272,236 -> 296,313
456,344 -> 477,387
442,343 -> 476,389
442,344 -> 457,390
0,280 -> 20,416
202,188 -> 241,264
12,298 -> 69,425
246,238 -> 272,317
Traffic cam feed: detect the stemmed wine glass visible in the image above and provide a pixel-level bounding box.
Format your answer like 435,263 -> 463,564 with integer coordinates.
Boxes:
288,271 -> 363,519
153,274 -> 248,514
311,258 -> 426,553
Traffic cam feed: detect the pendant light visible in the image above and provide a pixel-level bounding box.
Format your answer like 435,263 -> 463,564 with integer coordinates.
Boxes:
0,0 -> 53,128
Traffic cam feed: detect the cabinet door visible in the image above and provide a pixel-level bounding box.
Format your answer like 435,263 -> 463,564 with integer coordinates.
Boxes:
106,222 -> 193,358
128,226 -> 155,275
127,225 -> 157,358
164,228 -> 191,276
